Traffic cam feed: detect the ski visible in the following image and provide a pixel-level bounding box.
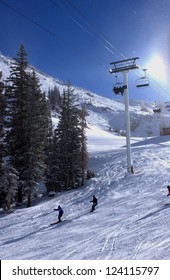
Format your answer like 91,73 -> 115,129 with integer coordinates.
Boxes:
50,220 -> 66,226
50,221 -> 60,225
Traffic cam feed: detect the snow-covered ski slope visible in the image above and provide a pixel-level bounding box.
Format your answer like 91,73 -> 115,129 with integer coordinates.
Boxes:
1,125 -> 170,260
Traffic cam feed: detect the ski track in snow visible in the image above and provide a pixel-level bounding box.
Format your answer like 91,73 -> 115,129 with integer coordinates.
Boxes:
1,135 -> 170,259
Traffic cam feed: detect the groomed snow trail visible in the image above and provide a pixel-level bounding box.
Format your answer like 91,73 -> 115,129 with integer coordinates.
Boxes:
1,136 -> 170,259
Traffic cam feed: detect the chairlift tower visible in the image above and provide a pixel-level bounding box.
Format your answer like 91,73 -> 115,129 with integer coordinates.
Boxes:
109,57 -> 139,173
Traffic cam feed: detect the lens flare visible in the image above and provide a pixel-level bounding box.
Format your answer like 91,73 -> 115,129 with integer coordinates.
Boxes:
147,55 -> 167,83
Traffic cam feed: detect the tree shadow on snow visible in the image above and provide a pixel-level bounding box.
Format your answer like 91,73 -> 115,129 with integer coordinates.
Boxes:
1,224 -> 50,246
131,135 -> 170,148
137,203 -> 170,222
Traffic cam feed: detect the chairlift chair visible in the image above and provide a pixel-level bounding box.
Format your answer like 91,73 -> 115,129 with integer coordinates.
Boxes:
113,75 -> 125,96
136,69 -> 149,88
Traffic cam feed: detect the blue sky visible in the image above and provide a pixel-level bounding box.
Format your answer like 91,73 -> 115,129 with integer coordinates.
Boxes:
0,0 -> 170,102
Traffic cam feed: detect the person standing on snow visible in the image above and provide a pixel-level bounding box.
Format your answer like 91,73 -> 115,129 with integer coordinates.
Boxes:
54,205 -> 64,222
167,186 -> 170,196
90,195 -> 98,212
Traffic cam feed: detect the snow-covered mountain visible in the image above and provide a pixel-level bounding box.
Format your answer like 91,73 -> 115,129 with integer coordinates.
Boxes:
1,53 -> 170,260
0,53 -> 159,137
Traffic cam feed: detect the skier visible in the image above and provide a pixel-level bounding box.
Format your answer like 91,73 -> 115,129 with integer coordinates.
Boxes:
54,205 -> 64,222
90,195 -> 98,212
167,186 -> 170,196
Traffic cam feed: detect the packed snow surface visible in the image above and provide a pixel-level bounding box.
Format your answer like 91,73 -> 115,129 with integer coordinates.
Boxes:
1,125 -> 170,260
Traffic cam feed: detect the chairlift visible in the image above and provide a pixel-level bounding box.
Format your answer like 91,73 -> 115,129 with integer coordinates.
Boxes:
136,69 -> 149,88
153,107 -> 161,113
113,75 -> 125,96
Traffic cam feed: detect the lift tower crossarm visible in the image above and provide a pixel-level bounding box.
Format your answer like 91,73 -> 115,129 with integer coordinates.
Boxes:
109,57 -> 139,73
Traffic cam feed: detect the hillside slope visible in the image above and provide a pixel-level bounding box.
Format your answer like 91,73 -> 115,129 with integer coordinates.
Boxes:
1,128 -> 170,260
0,53 -> 157,137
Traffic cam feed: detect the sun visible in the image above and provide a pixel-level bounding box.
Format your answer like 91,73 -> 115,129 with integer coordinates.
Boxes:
146,54 -> 167,83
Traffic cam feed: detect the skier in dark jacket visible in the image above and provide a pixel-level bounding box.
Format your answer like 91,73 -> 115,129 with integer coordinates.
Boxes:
167,186 -> 170,196
54,205 -> 64,222
90,195 -> 98,212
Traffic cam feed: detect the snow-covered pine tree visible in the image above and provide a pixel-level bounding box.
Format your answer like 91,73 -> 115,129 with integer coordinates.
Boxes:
0,72 -> 5,176
0,73 -> 18,210
46,127 -> 60,192
48,86 -> 61,111
21,71 -> 51,207
5,45 -> 30,174
5,45 -> 51,207
46,85 -> 72,192
0,71 -> 5,207
79,106 -> 88,186
0,163 -> 17,211
46,83 -> 88,192
0,163 -> 18,212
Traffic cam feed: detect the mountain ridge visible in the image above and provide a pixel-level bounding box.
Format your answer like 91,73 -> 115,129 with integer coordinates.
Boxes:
0,52 -> 158,137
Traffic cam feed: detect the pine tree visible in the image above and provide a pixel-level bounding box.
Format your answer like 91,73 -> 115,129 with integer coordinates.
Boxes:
0,164 -> 18,211
0,72 -> 19,210
46,83 -> 88,191
21,71 -> 51,206
56,84 -> 81,190
0,72 -> 5,177
5,45 -> 51,206
0,71 -> 5,207
48,86 -> 61,111
46,128 -> 60,192
6,45 -> 30,173
79,106 -> 88,186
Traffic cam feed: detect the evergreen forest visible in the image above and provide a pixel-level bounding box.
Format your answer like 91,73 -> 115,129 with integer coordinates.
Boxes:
0,45 -> 88,210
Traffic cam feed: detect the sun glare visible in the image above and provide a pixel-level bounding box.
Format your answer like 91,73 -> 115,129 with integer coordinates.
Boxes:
147,55 -> 167,83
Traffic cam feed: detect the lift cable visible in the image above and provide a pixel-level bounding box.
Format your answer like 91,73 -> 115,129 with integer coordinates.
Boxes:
0,0 -> 168,100
53,0 -> 169,99
0,0 -> 105,68
50,0 -> 126,60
